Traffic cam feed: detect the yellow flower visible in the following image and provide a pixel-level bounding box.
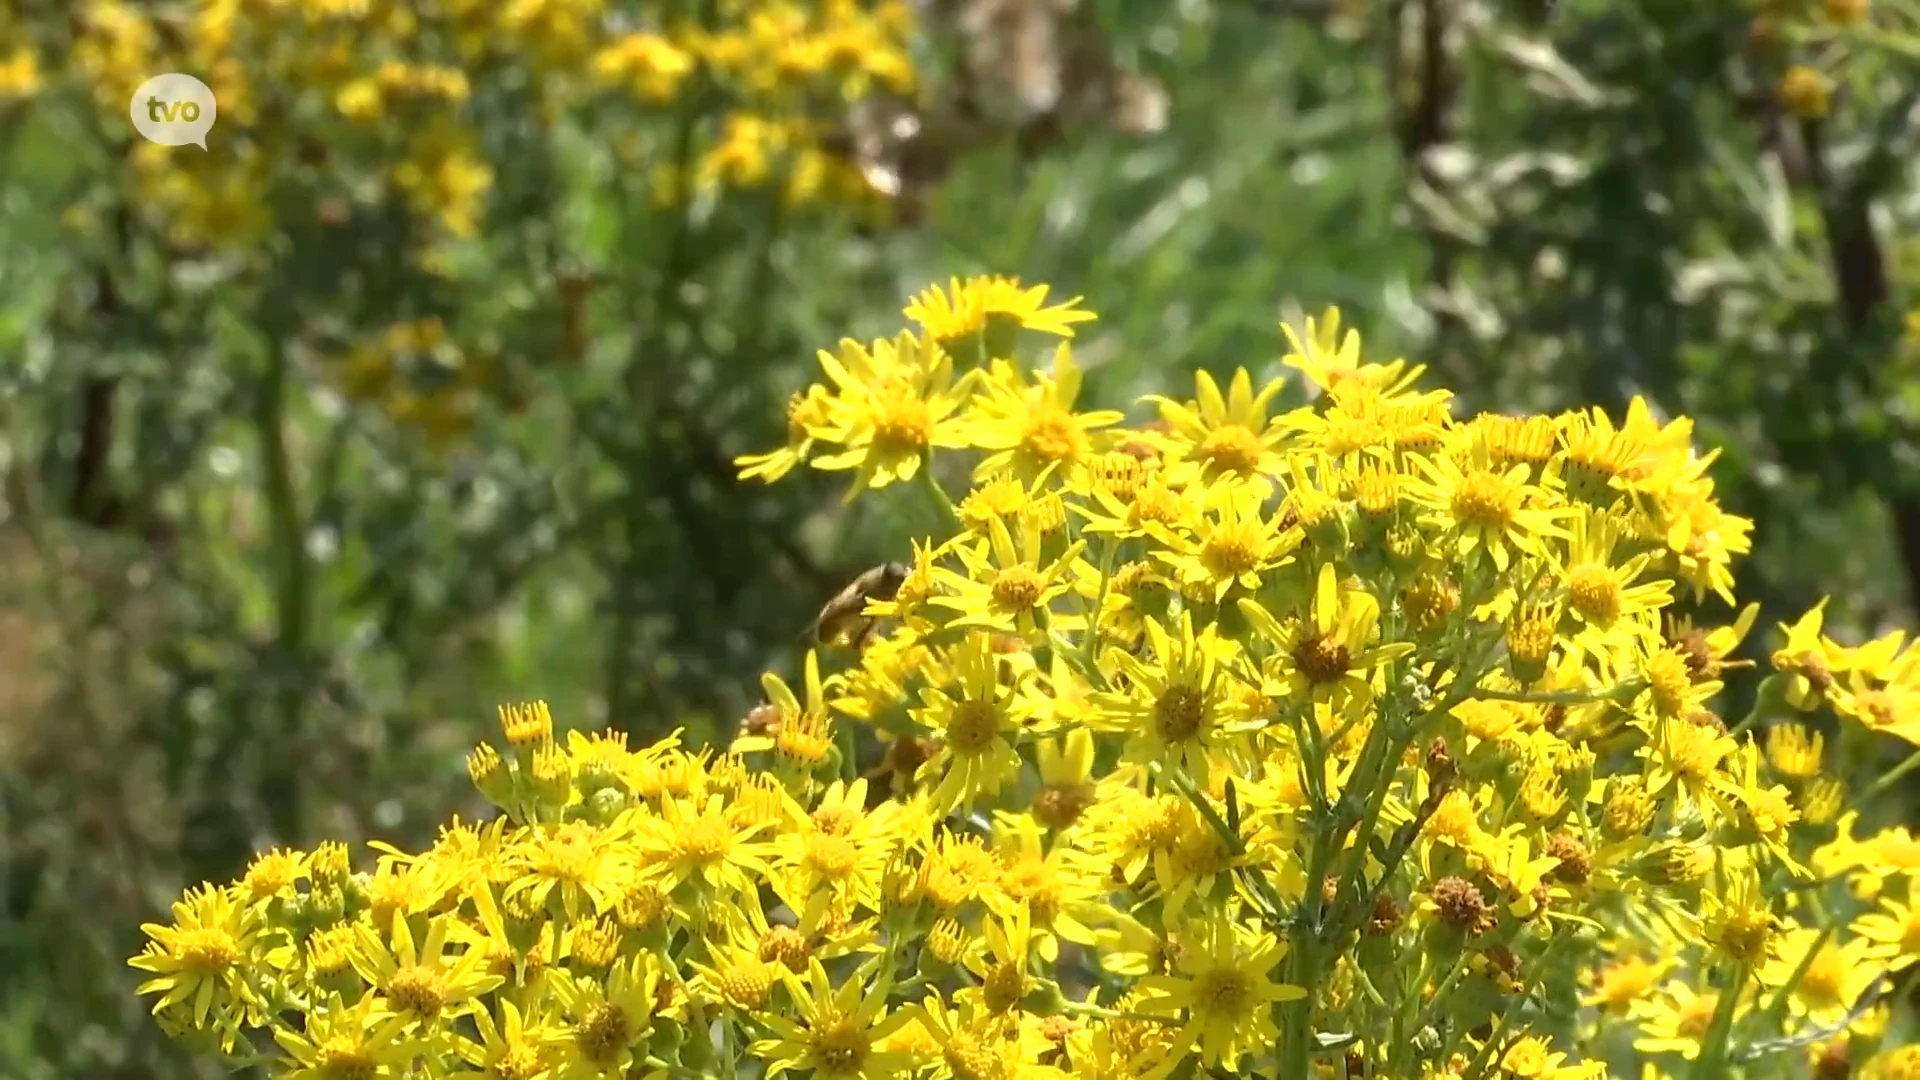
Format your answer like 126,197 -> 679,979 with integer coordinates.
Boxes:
905,275 -> 1097,350
447,996 -> 555,1080
1153,483 -> 1298,602
1406,450 -> 1569,573
963,346 -> 1125,485
912,632 -> 1032,814
1092,612 -> 1244,783
273,992 -> 418,1080
907,993 -> 1018,1080
811,332 -> 975,498
987,811 -> 1107,962
1584,952 -> 1672,1014
349,909 -> 505,1026
1856,895 -> 1920,972
1499,1036 -> 1605,1079
754,958 -> 915,1080
545,955 -> 672,1080
1142,368 -> 1293,489
503,819 -> 636,922
739,385 -> 836,484
129,885 -> 261,1031
1553,508 -> 1672,675
1771,600 -> 1842,709
592,32 -> 695,100
1133,915 -> 1302,1073
634,790 -> 778,900
1630,980 -> 1725,1060
1240,563 -> 1413,717
0,45 -> 42,99
1694,866 -> 1781,967
772,777 -> 911,917
1781,65 -> 1831,119
931,515 -> 1084,638
1759,926 -> 1880,1026
1280,306 -> 1428,400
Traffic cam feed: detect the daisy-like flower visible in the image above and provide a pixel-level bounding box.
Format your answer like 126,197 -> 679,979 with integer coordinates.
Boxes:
959,900 -> 1038,1017
1152,483 -> 1298,603
1723,741 -> 1807,875
905,275 -> 1097,352
129,884 -> 264,1031
808,331 -> 975,499
1758,926 -> 1881,1026
912,631 -> 1033,814
1855,895 -> 1920,972
503,819 -> 638,922
446,995 -> 555,1080
634,790 -> 778,901
1497,1036 -> 1605,1080
1075,469 -> 1192,545
1090,612 -> 1246,783
1405,448 -> 1569,573
746,649 -> 838,771
1629,980 -> 1727,1061
1635,713 -> 1736,820
931,515 -> 1085,638
1132,914 -> 1302,1074
1239,563 -> 1413,719
545,955 -> 672,1080
738,384 -> 835,484
1553,508 -> 1672,676
1583,951 -> 1673,1015
1280,306 -> 1430,400
1693,865 -> 1782,968
1556,404 -> 1656,506
1142,367 -> 1293,490
986,811 -> 1107,962
274,992 -> 418,1080
687,929 -> 782,1012
349,909 -> 505,1027
962,346 -> 1126,485
754,957 -> 916,1080
906,993 -> 1020,1080
772,777 -> 918,917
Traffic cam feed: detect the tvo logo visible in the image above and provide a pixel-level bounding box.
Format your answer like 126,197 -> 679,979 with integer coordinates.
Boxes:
129,73 -> 217,149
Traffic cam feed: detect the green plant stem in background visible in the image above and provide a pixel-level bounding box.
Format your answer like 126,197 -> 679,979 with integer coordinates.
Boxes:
254,338 -> 311,842
1861,746 -> 1920,806
1692,960 -> 1752,1080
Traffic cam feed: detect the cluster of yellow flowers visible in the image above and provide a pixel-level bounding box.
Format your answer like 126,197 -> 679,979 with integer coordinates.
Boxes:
331,318 -> 492,447
45,0 -> 912,249
134,279 -> 1920,1079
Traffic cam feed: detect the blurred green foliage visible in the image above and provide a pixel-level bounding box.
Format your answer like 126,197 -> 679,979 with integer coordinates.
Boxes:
1,0 -> 1918,1075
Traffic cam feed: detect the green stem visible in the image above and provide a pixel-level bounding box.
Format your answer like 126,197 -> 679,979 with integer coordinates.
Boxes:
1058,1001 -> 1175,1024
1079,536 -> 1120,668
1279,931 -> 1320,1080
1466,681 -> 1643,706
256,339 -> 310,842
918,465 -> 961,528
1692,961 -> 1752,1080
1727,673 -> 1784,739
1860,746 -> 1920,805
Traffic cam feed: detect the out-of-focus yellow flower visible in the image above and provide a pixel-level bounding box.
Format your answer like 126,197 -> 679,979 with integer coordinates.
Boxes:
1781,65 -> 1832,118
0,45 -> 39,99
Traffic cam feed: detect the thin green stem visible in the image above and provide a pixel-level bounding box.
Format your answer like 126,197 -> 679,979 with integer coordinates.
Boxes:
1861,746 -> 1920,805
1079,537 -> 1120,668
1691,960 -> 1752,1080
1727,673 -> 1784,740
918,466 -> 961,529
1466,681 -> 1643,706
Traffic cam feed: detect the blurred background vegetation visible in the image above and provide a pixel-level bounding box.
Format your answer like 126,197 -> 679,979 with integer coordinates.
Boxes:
1,0 -> 1918,1074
